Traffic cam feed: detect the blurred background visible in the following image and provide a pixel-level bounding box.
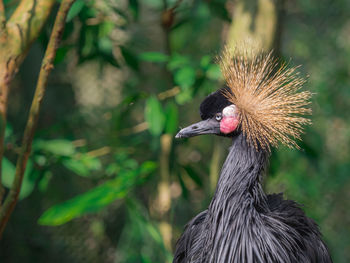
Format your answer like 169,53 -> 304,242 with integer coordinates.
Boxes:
1,0 -> 349,262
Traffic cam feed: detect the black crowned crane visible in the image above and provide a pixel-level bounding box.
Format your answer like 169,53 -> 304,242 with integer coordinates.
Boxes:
173,49 -> 332,263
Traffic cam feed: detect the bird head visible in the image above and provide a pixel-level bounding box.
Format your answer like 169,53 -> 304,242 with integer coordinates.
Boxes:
176,48 -> 312,151
175,87 -> 240,139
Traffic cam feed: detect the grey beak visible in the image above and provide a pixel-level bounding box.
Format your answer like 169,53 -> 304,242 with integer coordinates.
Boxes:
175,119 -> 220,139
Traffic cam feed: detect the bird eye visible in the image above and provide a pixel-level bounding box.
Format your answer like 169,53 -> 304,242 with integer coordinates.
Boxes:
215,113 -> 222,121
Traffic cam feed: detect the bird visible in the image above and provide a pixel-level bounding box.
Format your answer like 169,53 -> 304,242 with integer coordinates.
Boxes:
173,48 -> 332,263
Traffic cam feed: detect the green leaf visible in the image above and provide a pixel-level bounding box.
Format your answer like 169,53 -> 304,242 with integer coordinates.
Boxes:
139,161 -> 157,175
127,200 -> 165,246
98,37 -> 113,54
183,166 -> 203,187
145,96 -> 165,136
1,157 -> 15,188
164,103 -> 178,134
82,155 -> 102,170
62,154 -> 101,177
206,64 -> 222,80
54,47 -> 69,64
99,22 -> 115,38
139,52 -> 169,63
81,27 -> 94,57
200,55 -> 211,69
5,124 -> 12,139
125,199 -> 172,261
123,159 -> 138,170
174,66 -> 196,88
19,161 -> 36,200
34,155 -> 47,166
175,88 -> 193,105
39,179 -> 129,226
121,46 -> 139,70
66,0 -> 85,22
106,153 -> 138,177
38,162 -> 156,226
145,222 -> 163,244
34,139 -> 76,157
38,171 -> 52,193
62,158 -> 89,176
167,54 -> 190,71
2,158 -> 35,200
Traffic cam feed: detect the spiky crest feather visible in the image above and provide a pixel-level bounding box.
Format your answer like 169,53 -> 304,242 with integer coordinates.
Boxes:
219,47 -> 312,151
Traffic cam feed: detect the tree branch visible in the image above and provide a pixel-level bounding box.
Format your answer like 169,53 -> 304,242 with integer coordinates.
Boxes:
0,0 -> 56,203
0,0 -> 76,239
7,0 -> 55,56
0,0 -> 56,91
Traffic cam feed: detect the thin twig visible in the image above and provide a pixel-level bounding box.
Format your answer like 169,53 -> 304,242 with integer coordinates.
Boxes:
157,86 -> 180,100
119,122 -> 149,136
0,0 -> 76,239
87,146 -> 111,158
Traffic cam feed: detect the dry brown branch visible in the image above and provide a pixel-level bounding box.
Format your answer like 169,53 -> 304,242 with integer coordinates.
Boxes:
0,0 -> 76,238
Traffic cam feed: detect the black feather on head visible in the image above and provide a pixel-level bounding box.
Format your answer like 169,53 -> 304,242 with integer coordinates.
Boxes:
199,87 -> 232,120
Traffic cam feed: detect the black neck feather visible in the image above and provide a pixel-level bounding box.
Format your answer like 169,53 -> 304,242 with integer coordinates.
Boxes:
211,133 -> 269,212
195,133 -> 270,262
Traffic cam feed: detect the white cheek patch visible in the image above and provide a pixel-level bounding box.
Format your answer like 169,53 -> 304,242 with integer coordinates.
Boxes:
222,104 -> 237,117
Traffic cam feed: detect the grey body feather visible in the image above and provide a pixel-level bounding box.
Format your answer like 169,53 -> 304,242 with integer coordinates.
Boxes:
173,133 -> 332,263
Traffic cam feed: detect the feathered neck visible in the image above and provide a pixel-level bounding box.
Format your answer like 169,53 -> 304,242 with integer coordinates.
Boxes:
197,133 -> 270,262
211,133 -> 269,209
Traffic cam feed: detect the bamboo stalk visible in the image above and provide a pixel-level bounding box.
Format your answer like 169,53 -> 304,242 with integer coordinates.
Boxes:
158,134 -> 173,251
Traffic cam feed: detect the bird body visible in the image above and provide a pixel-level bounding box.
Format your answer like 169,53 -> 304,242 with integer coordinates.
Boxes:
173,49 -> 332,262
173,133 -> 331,262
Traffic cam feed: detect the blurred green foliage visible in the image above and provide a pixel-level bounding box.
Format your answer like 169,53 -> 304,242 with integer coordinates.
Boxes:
39,161 -> 156,226
0,0 -> 349,262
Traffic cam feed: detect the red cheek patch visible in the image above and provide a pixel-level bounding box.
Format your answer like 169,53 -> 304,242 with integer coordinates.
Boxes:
220,116 -> 239,134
